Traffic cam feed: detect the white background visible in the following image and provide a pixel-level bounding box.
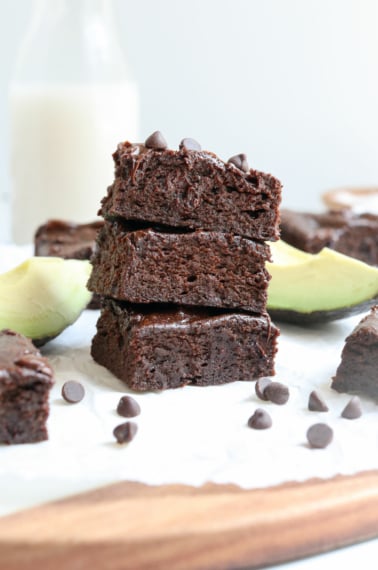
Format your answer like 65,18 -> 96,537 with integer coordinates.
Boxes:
1,0 -> 378,240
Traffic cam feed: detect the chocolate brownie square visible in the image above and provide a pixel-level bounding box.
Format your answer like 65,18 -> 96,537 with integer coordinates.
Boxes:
88,220 -> 271,313
100,141 -> 282,241
91,300 -> 279,391
0,329 -> 54,444
332,306 -> 378,399
280,209 -> 378,266
35,220 -> 104,309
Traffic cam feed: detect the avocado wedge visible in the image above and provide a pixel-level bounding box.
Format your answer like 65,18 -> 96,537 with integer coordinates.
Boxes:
0,257 -> 92,344
267,241 -> 378,324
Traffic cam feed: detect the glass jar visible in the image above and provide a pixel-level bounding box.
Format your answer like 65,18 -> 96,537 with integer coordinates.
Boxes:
9,0 -> 139,243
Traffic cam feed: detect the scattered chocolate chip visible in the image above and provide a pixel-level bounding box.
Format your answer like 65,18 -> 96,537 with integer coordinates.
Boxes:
61,380 -> 85,403
113,421 -> 138,444
248,408 -> 272,430
179,137 -> 202,151
264,382 -> 290,405
308,390 -> 329,412
341,396 -> 362,419
306,423 -> 333,449
145,131 -> 168,150
227,153 -> 249,172
255,377 -> 272,401
117,395 -> 141,418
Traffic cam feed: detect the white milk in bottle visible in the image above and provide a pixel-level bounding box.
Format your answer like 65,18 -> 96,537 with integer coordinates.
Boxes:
9,0 -> 139,244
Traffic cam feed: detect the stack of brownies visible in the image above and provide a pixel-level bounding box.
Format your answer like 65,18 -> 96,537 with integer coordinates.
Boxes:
88,131 -> 282,391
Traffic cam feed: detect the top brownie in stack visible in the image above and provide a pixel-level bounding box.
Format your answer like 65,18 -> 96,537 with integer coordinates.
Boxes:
101,138 -> 281,241
90,132 -> 282,391
280,208 -> 378,266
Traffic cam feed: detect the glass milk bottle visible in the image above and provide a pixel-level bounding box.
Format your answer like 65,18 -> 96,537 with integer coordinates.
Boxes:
9,0 -> 139,244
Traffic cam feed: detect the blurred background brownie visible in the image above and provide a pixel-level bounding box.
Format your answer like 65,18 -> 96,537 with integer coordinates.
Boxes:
0,329 -> 54,444
280,208 -> 378,266
34,219 -> 104,309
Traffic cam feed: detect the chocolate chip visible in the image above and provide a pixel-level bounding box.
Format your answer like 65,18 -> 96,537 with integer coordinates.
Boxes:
341,396 -> 362,419
117,395 -> 141,418
248,408 -> 272,430
113,421 -> 138,444
179,138 -> 202,151
227,153 -> 249,172
145,131 -> 168,150
61,380 -> 85,403
308,390 -> 329,412
264,382 -> 290,405
255,377 -> 272,401
306,423 -> 333,449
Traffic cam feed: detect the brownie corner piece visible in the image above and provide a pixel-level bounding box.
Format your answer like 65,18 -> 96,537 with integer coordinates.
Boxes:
331,306 -> 378,399
91,300 -> 279,392
0,329 -> 54,444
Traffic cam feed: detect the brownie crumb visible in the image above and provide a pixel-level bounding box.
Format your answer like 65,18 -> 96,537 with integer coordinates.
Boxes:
61,381 -> 85,403
117,396 -> 141,418
341,396 -> 362,419
113,421 -> 138,444
306,423 -> 333,449
308,390 -> 329,412
247,409 -> 272,430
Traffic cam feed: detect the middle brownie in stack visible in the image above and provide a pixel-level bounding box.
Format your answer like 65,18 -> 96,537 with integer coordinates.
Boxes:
88,132 -> 282,391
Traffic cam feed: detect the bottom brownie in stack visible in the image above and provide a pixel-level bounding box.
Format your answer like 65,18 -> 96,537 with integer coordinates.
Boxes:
91,299 -> 279,392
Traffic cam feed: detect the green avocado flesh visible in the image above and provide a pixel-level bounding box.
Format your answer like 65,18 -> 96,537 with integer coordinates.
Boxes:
0,257 -> 92,343
267,241 -> 378,323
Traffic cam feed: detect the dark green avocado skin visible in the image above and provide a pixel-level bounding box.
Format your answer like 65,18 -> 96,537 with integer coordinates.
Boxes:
268,297 -> 378,325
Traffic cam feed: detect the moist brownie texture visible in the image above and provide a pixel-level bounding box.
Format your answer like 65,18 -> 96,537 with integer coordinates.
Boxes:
280,209 -> 378,266
332,306 -> 378,399
0,329 -> 54,444
88,220 -> 271,313
91,299 -> 279,391
100,141 -> 282,241
35,219 -> 104,309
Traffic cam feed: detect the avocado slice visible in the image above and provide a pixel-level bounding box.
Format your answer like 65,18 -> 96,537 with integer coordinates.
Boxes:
267,241 -> 378,324
0,257 -> 92,344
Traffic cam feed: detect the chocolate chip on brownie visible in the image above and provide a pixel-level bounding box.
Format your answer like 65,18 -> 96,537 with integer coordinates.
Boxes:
61,380 -> 85,403
117,395 -> 141,418
255,377 -> 272,401
247,408 -> 272,430
113,421 -> 138,444
308,390 -> 329,412
341,396 -> 362,419
306,423 -> 333,449
179,138 -> 202,151
145,131 -> 168,150
264,381 -> 290,405
227,153 -> 249,173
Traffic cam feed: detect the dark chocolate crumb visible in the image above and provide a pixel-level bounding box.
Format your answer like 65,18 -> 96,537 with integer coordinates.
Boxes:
145,131 -> 168,150
306,423 -> 333,449
308,390 -> 329,412
113,421 -> 138,444
255,377 -> 272,401
247,408 -> 272,430
341,396 -> 362,419
117,396 -> 141,418
227,153 -> 249,172
61,380 -> 85,403
264,382 -> 290,405
179,138 -> 202,151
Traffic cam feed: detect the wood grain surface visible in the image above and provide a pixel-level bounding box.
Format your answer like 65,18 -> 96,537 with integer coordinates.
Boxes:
0,471 -> 377,570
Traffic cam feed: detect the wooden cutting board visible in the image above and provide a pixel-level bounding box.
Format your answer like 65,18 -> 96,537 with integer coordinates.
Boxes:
0,470 -> 377,570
